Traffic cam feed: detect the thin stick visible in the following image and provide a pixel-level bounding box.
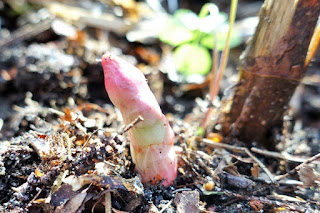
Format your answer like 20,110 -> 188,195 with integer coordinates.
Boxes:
212,0 -> 238,101
83,128 -> 105,147
200,32 -> 218,129
305,24 -> 320,68
91,196 -> 104,213
200,0 -> 238,130
224,190 -> 306,212
83,115 -> 144,147
179,134 -> 191,161
159,200 -> 173,213
28,187 -> 43,206
251,147 -> 320,165
196,157 -> 216,179
209,31 -> 220,101
117,115 -> 144,135
0,118 -> 3,132
91,190 -> 113,213
49,108 -> 65,117
105,191 -> 112,213
0,18 -> 53,50
275,152 -> 320,181
243,148 -> 275,183
202,138 -> 275,183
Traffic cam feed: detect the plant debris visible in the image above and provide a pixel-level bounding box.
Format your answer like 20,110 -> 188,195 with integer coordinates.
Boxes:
0,0 -> 320,212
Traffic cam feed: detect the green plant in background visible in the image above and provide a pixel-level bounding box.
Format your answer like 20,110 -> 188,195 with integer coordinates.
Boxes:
159,3 -> 241,77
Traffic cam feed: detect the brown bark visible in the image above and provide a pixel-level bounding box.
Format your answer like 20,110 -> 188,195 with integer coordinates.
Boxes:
216,0 -> 320,146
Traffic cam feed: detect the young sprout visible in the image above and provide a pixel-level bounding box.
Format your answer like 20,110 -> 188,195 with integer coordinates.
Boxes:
101,52 -> 177,186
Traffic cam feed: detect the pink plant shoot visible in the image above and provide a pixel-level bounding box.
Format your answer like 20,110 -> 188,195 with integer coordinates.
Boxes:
101,52 -> 177,186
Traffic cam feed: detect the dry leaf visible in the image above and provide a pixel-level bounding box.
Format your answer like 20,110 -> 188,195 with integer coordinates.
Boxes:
298,165 -> 320,187
62,174 -> 142,193
230,154 -> 253,164
35,168 -> 44,178
251,163 -> 260,178
249,200 -> 263,212
268,194 -> 306,203
54,187 -> 89,213
224,164 -> 240,176
51,184 -> 78,207
174,191 -> 199,213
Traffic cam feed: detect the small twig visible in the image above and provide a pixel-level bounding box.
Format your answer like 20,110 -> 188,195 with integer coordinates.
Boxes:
197,150 -> 224,179
0,118 -> 3,132
202,139 -> 275,183
181,156 -> 202,178
105,191 -> 112,213
251,147 -> 286,159
224,190 -> 306,212
209,31 -> 219,102
305,24 -> 320,68
202,138 -> 242,151
172,188 -> 193,193
200,32 -> 218,130
49,108 -> 65,117
91,195 -> 104,213
243,149 -> 275,184
91,190 -> 113,213
251,147 -> 320,165
223,198 -> 240,206
179,134 -> 190,160
83,115 -> 144,147
197,157 -> 216,177
83,128 -> 106,147
200,0 -> 238,130
159,200 -> 173,213
117,115 -> 144,136
0,18 -> 53,50
275,152 -> 320,181
191,150 -> 213,162
28,187 -> 43,206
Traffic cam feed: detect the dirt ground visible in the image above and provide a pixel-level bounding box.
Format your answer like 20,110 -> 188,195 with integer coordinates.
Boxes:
0,0 -> 320,212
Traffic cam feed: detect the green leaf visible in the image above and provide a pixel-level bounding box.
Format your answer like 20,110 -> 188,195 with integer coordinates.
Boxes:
196,127 -> 205,136
174,44 -> 212,76
198,13 -> 228,33
159,17 -> 195,47
200,25 -> 242,50
198,3 -> 227,33
198,3 -> 219,18
173,9 -> 199,30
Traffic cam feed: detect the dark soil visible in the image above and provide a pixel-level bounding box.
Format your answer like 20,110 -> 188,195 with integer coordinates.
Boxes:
0,0 -> 319,212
